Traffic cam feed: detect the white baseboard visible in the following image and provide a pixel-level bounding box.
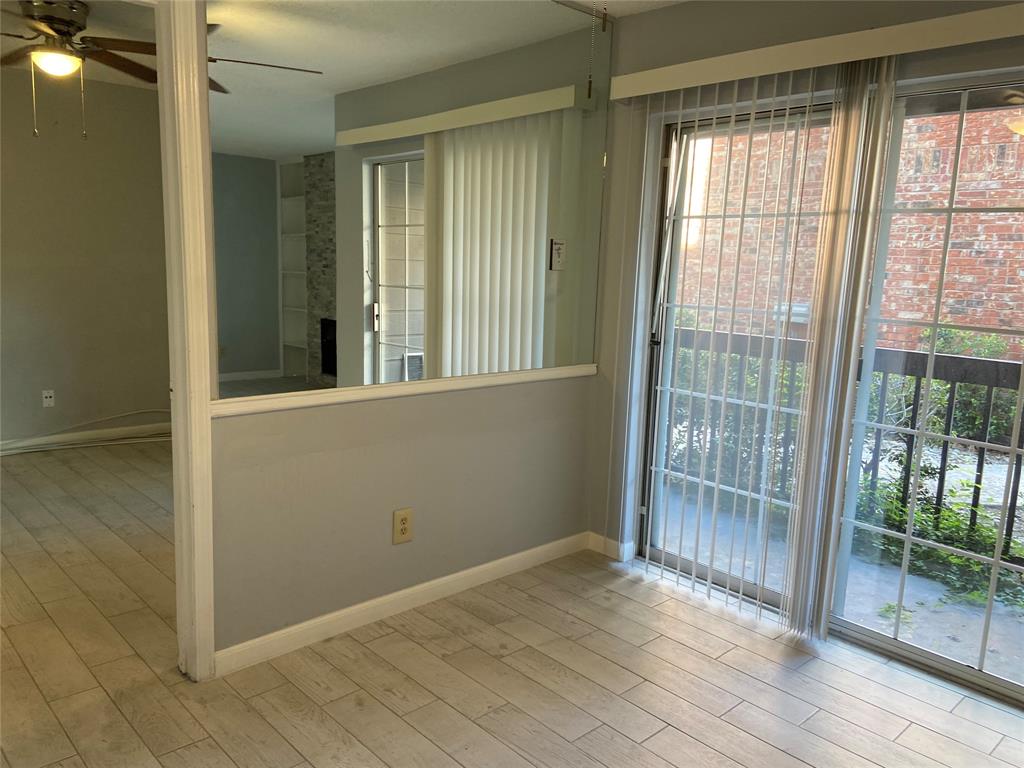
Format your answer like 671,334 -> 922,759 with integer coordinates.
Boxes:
214,532 -> 592,677
586,532 -> 633,562
1,422 -> 172,456
218,369 -> 283,383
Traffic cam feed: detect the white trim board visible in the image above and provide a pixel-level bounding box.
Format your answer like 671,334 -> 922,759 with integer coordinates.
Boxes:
214,532 -> 594,676
1,423 -> 172,456
155,0 -> 218,682
586,532 -> 632,562
218,369 -> 283,383
610,4 -> 1024,100
210,363 -> 597,419
337,86 -> 579,147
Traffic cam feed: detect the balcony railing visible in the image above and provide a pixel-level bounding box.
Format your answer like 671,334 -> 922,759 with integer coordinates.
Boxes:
664,327 -> 1023,561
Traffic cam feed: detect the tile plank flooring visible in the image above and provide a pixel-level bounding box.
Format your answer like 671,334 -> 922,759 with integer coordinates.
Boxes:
3,444 -> 1023,768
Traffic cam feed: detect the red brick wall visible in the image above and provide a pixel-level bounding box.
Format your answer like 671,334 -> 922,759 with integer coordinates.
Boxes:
674,107 -> 1024,358
881,107 -> 1023,356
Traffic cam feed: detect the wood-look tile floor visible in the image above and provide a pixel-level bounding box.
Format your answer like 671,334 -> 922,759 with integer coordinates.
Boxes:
3,443 -> 1023,768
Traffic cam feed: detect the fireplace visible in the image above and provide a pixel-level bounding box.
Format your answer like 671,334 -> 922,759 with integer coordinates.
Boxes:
320,318 -> 336,377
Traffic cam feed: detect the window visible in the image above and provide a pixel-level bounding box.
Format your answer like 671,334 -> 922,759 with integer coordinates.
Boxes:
373,157 -> 425,383
831,84 -> 1024,687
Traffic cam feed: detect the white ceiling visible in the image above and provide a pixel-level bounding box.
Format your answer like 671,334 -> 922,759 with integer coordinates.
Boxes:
1,0 -> 679,159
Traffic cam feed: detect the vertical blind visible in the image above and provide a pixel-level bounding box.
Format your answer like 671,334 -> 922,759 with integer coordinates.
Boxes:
425,111 -> 565,377
636,61 -> 895,632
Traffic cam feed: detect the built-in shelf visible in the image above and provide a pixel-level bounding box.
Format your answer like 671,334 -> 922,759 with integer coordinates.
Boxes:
283,306 -> 306,312
282,232 -> 307,238
282,194 -> 304,200
283,342 -> 306,349
282,270 -> 306,276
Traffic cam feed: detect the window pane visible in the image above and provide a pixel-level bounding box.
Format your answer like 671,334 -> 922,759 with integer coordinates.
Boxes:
983,568 -> 1024,685
380,286 -> 407,340
999,460 -> 1024,569
834,524 -> 904,637
877,212 -> 945,323
407,162 -> 425,225
954,97 -> 1024,209
939,212 -> 1024,330
927,331 -> 1023,448
379,162 -> 408,225
891,104 -> 959,209
852,427 -> 910,530
910,441 -> 1010,560
407,231 -> 425,287
899,542 -> 990,667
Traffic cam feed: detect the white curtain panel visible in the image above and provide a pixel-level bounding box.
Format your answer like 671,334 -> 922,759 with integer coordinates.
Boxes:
425,111 -> 564,377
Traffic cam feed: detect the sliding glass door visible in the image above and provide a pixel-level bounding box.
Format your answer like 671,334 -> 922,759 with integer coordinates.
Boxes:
640,74 -> 1023,693
643,78 -> 833,610
830,84 -> 1024,691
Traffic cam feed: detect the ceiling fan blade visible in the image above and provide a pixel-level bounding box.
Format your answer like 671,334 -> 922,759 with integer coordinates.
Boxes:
80,36 -> 156,55
1,9 -> 57,38
209,76 -> 228,94
82,48 -> 157,84
0,44 -> 39,66
208,56 -> 322,75
207,23 -> 221,35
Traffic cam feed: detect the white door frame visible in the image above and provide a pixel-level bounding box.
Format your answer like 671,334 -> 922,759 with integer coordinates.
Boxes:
152,0 -> 218,680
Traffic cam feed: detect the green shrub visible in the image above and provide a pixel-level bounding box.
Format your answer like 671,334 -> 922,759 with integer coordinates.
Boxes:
855,465 -> 1024,608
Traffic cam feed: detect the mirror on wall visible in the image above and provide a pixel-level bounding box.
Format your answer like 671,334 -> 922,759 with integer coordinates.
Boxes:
205,0 -> 612,398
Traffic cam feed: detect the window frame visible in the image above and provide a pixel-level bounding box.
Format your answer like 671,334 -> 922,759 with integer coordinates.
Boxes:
370,153 -> 426,385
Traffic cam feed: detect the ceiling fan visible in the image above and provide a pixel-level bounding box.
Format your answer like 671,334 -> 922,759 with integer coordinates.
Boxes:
1,0 -> 323,94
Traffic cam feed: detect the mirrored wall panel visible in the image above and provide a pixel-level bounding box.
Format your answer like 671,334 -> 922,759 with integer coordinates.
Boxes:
206,0 -> 611,398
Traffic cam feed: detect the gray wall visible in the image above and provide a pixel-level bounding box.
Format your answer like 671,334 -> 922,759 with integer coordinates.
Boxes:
334,27 -> 610,133
587,1 -> 1023,545
212,153 -> 280,375
1,71 -> 168,442
610,1 -> 1007,76
212,377 -> 587,648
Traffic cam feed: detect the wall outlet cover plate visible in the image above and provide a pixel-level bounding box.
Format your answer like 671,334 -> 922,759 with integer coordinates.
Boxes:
393,507 -> 413,544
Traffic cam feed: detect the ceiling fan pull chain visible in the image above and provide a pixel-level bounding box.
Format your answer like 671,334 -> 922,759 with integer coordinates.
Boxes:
79,62 -> 87,139
30,58 -> 39,137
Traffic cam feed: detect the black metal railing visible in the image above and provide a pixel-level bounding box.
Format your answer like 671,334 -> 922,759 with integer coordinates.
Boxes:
669,328 -> 1023,556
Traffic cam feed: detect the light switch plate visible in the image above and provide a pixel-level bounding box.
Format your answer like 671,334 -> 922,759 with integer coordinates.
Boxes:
549,238 -> 567,271
393,507 -> 413,544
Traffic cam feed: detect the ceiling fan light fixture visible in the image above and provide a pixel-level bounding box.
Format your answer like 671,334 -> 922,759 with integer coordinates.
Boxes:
31,49 -> 82,77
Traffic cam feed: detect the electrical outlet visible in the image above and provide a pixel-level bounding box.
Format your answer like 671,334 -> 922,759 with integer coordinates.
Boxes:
42,390 -> 55,408
392,507 -> 413,544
